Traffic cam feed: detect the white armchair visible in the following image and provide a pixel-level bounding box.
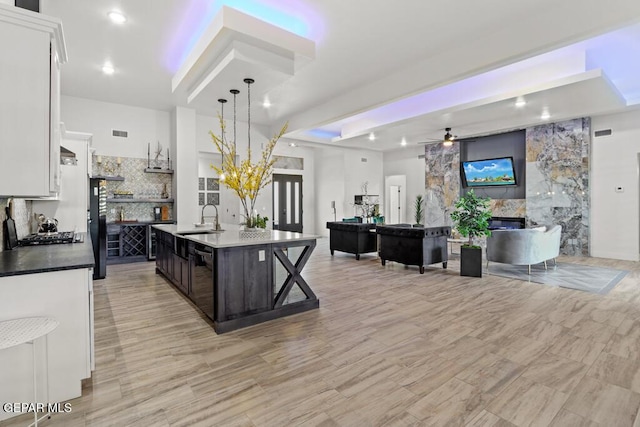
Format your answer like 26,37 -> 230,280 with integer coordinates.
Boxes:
486,225 -> 562,274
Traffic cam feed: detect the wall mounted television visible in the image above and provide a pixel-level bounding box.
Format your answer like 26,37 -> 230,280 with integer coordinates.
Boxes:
461,157 -> 517,187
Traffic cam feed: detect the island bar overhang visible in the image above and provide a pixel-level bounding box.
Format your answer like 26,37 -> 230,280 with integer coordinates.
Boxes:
153,224 -> 319,333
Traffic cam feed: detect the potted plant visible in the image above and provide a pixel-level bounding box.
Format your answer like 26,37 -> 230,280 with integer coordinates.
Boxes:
450,189 -> 492,277
254,214 -> 268,229
413,194 -> 425,226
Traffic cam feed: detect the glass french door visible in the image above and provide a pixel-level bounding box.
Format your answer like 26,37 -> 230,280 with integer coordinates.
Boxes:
273,174 -> 303,232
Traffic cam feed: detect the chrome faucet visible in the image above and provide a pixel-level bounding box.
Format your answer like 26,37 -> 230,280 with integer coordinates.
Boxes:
201,203 -> 221,230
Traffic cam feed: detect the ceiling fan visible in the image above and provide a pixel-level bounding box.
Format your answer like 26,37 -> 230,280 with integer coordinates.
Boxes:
416,127 -> 458,145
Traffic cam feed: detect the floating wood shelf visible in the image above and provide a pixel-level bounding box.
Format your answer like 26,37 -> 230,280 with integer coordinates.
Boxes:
93,175 -> 124,181
144,168 -> 174,174
106,198 -> 174,203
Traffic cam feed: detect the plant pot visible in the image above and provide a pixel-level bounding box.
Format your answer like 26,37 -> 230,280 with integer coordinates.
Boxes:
460,246 -> 483,277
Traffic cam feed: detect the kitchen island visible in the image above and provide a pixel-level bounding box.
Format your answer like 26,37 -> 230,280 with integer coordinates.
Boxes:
152,224 -> 319,333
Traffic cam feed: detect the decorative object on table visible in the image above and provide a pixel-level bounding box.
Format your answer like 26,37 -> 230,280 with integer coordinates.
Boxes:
209,77 -> 287,231
450,189 -> 492,277
161,183 -> 169,199
254,214 -> 268,229
38,216 -> 58,233
153,141 -> 163,169
353,182 -> 379,223
161,206 -> 169,221
371,203 -> 384,224
413,194 -> 425,226
239,213 -> 270,239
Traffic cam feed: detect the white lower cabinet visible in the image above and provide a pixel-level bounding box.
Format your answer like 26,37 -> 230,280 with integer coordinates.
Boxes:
0,268 -> 93,422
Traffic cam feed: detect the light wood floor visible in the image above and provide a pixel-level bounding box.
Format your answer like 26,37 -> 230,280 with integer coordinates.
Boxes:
2,239 -> 640,426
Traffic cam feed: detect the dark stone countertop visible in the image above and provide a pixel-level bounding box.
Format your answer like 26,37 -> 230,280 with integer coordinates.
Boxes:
0,233 -> 95,277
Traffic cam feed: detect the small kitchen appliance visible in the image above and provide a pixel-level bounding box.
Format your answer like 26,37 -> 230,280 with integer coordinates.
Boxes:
38,217 -> 58,233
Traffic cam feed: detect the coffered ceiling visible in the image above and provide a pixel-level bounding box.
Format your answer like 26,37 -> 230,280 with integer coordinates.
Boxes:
41,0 -> 640,151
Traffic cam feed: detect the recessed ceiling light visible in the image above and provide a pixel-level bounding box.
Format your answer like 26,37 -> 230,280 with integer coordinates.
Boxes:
368,132 -> 375,141
102,63 -> 115,75
515,98 -> 526,108
288,142 -> 297,147
108,10 -> 127,24
263,98 -> 271,108
400,137 -> 407,146
540,111 -> 550,120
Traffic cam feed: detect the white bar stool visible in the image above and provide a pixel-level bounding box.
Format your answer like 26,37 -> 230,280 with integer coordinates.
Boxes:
0,317 -> 59,427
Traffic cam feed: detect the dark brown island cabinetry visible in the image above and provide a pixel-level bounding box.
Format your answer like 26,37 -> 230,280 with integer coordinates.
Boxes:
153,227 -> 318,333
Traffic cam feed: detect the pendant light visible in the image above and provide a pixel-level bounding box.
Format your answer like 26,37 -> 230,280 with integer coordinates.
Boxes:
244,78 -> 254,159
230,88 -> 239,165
217,98 -> 227,181
218,78 -> 257,178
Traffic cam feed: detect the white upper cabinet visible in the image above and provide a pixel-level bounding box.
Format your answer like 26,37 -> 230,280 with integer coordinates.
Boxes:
0,5 -> 66,197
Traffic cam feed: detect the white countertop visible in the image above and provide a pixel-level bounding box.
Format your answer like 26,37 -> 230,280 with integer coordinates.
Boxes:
152,223 -> 318,248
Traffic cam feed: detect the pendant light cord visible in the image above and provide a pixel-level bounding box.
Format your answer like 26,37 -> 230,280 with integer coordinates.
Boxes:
247,81 -> 251,156
230,89 -> 239,165
244,78 -> 254,160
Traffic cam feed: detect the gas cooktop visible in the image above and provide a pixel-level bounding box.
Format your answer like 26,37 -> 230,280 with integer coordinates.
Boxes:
19,231 -> 77,246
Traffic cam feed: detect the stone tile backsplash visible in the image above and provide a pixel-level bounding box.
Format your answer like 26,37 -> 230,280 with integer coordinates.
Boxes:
92,155 -> 174,223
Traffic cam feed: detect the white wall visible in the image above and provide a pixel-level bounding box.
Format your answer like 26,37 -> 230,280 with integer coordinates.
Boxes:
173,107 -> 198,224
314,146 -> 383,236
60,96 -> 171,159
383,145 -> 426,223
314,149 -> 344,235
591,110 -> 640,261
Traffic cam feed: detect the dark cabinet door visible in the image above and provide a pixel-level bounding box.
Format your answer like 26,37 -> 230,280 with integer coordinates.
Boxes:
155,235 -> 166,274
216,244 -> 272,320
169,252 -> 190,296
191,248 -> 215,320
180,257 -> 189,294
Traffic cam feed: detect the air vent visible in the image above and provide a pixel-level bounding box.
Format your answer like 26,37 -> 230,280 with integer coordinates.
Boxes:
361,158 -> 367,162
112,129 -> 128,138
594,129 -> 612,137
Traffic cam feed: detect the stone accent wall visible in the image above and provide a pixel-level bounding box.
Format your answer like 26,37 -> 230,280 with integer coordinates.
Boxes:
424,142 -> 460,227
424,118 -> 591,256
526,118 -> 590,256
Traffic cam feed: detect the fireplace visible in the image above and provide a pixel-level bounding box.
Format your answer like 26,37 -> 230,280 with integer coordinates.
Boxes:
488,217 -> 525,230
